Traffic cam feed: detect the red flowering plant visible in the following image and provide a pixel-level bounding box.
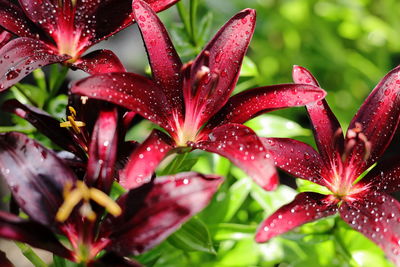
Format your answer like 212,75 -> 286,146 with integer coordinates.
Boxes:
0,0 -> 179,90
256,65 -> 400,266
71,0 -> 326,192
0,109 -> 221,265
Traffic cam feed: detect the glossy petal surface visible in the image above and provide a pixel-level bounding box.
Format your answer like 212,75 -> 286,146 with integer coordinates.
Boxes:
346,66 -> 400,172
132,0 -> 183,115
87,109 -> 118,192
340,192 -> 400,267
0,31 -> 11,48
359,158 -> 400,193
71,49 -> 126,74
0,38 -> 69,91
2,99 -> 86,158
261,138 -> 325,185
206,84 -> 326,128
0,211 -> 72,259
0,132 -> 77,226
71,72 -> 174,132
256,192 -> 337,242
120,130 -> 173,190
183,9 -> 256,126
108,173 -> 222,255
196,124 -> 278,191
292,66 -> 344,169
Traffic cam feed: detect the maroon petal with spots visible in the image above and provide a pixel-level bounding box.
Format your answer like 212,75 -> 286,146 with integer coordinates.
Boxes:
71,73 -> 175,133
339,192 -> 400,267
0,132 -> 77,226
119,130 -> 174,190
107,172 -> 222,255
195,124 -> 278,191
205,84 -> 326,129
0,0 -> 43,38
2,99 -> 86,159
292,66 -> 344,168
255,192 -> 338,242
183,9 -> 256,126
87,109 -> 118,192
0,31 -> 11,48
71,49 -> 126,74
0,38 -> 69,91
346,65 -> 400,172
0,211 -> 73,259
358,157 -> 400,194
132,0 -> 183,115
260,138 -> 326,186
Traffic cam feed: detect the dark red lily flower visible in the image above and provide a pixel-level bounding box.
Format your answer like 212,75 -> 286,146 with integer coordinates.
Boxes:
0,129 -> 221,265
72,0 -> 326,191
0,0 -> 179,90
256,65 -> 400,266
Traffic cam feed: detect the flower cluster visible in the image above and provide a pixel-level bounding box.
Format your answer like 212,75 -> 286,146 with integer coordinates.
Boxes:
0,0 -> 399,266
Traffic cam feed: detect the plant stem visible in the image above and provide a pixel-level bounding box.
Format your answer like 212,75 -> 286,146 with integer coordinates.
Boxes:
15,242 -> 48,267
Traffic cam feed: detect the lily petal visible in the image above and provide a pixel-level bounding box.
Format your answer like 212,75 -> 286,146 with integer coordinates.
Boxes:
87,109 -> 119,192
0,31 -> 11,48
339,192 -> 400,267
195,123 -> 278,191
120,130 -> 173,190
132,0 -> 183,116
0,211 -> 72,259
183,9 -> 256,126
0,0 -> 43,38
71,73 -> 175,132
107,172 -> 222,255
2,99 -> 86,159
346,66 -> 400,171
205,84 -> 326,129
0,132 -> 77,226
292,66 -> 344,169
255,192 -> 338,242
0,37 -> 69,91
260,138 -> 326,186
0,250 -> 13,267
71,49 -> 126,74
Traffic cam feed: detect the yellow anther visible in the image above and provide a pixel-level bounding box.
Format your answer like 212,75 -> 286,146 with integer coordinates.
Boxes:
68,106 -> 77,117
59,112 -> 86,134
89,188 -> 122,217
55,181 -> 121,223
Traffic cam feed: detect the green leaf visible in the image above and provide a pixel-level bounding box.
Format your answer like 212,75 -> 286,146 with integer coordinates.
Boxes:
240,56 -> 259,77
52,255 -> 66,267
15,242 -> 47,267
167,217 -> 215,254
250,184 -> 297,214
245,114 -> 311,138
223,177 -> 252,221
210,223 -> 256,241
32,69 -> 47,91
296,179 -> 332,195
47,94 -> 68,119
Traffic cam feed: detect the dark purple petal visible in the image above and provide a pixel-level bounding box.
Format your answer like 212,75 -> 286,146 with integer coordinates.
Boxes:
0,132 -> 77,226
132,0 -> 183,117
0,250 -> 14,267
0,0 -> 44,38
358,157 -> 400,193
195,123 -> 278,191
86,109 -> 118,192
71,73 -> 176,132
119,130 -> 174,190
205,84 -> 326,129
2,99 -> 86,158
107,172 -> 222,255
0,31 -> 11,48
71,49 -> 126,74
339,192 -> 400,266
260,138 -> 326,186
256,192 -> 338,242
0,37 -> 69,91
292,66 -> 345,169
183,9 -> 255,127
346,66 -> 400,172
0,211 -> 73,259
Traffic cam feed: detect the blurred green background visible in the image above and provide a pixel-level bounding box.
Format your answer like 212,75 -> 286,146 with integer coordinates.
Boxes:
1,0 -> 400,266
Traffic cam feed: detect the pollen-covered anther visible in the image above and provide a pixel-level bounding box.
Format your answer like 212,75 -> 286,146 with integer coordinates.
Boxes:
59,106 -> 86,134
343,122 -> 372,161
55,181 -> 122,223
